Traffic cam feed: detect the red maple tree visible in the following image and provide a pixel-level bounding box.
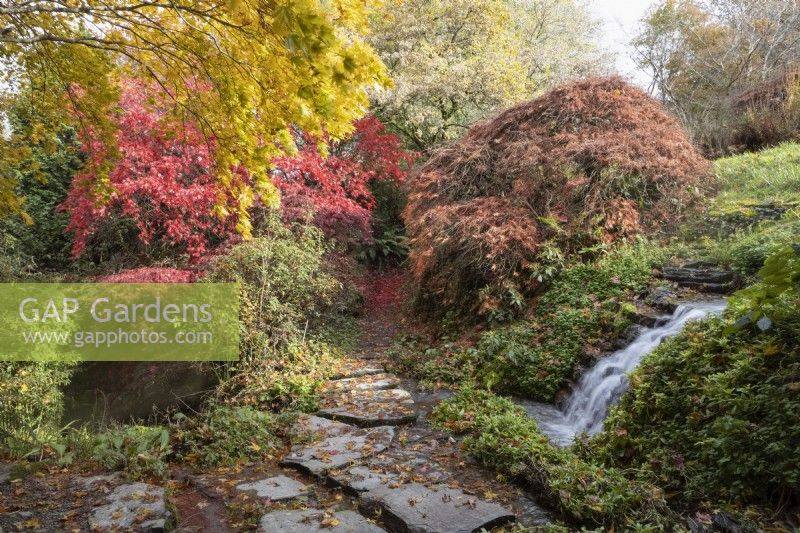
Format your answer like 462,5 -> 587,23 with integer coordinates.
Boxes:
271,115 -> 414,244
62,80 -> 247,262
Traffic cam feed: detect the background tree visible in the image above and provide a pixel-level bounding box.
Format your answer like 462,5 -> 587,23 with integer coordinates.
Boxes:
0,0 -> 388,234
634,0 -> 800,152
367,0 -> 606,150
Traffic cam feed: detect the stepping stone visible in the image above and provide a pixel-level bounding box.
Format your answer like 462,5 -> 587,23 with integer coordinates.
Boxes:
282,426 -> 395,477
661,266 -> 734,284
325,374 -> 401,393
660,266 -> 736,293
328,465 -> 397,493
259,509 -> 385,532
359,483 -> 515,533
289,414 -> 354,439
73,473 -> 120,489
333,388 -> 414,404
318,402 -> 417,428
89,482 -> 170,532
331,366 -> 385,380
236,475 -> 308,501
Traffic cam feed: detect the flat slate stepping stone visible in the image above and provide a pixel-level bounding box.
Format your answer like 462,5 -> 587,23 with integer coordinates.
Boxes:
359,483 -> 515,533
259,509 -> 385,532
331,366 -> 385,380
89,482 -> 170,532
289,414 -> 354,439
318,402 -> 417,428
325,373 -> 401,393
282,426 -> 395,477
236,475 -> 308,501
328,465 -> 397,493
336,388 -> 414,404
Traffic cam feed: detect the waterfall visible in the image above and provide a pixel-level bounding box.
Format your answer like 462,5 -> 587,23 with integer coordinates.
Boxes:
520,300 -> 727,447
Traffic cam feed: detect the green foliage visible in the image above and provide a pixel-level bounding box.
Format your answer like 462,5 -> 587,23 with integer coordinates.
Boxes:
172,405 -> 284,469
0,112 -> 82,278
594,307 -> 800,506
703,216 -> 800,277
91,424 -> 171,479
432,388 -> 671,528
712,143 -> 800,210
0,363 -> 74,456
728,245 -> 800,331
470,241 -> 666,400
206,218 -> 339,355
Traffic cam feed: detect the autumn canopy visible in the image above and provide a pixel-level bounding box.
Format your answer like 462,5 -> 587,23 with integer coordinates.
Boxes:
404,77 -> 711,315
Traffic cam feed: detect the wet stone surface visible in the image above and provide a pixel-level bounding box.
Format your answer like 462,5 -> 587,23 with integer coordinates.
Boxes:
258,509 -> 385,532
360,482 -> 516,533
281,426 -> 396,477
89,482 -> 170,532
235,475 -> 308,501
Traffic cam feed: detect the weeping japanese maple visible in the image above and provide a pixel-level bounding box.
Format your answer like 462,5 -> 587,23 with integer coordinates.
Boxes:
63,81 -> 250,262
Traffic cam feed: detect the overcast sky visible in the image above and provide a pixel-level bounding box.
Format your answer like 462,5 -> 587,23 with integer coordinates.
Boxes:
588,0 -> 656,88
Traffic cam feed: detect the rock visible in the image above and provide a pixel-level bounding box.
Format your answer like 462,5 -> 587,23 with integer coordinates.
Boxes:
317,403 -> 417,428
235,475 -> 308,501
289,414 -> 354,439
0,464 -> 13,484
711,511 -> 757,533
328,465 -> 397,493
359,483 -> 515,533
282,426 -> 395,477
625,306 -> 663,328
331,366 -> 385,380
73,473 -> 120,489
644,286 -> 678,312
89,482 -> 170,532
661,266 -> 734,285
333,388 -> 414,404
325,374 -> 401,393
258,509 -> 385,532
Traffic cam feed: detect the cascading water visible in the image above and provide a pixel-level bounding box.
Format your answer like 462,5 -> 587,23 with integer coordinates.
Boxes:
520,300 -> 727,447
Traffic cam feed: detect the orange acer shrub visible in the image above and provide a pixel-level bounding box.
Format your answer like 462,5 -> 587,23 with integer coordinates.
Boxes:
404,76 -> 711,316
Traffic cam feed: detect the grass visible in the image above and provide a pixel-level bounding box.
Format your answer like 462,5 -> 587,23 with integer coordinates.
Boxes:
712,142 -> 800,211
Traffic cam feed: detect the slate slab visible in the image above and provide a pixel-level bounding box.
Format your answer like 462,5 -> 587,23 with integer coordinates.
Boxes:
359,483 -> 515,533
328,465 -> 397,493
331,366 -> 385,380
289,414 -> 354,439
89,482 -> 170,532
317,403 -> 417,427
259,509 -> 385,532
325,374 -> 401,393
236,475 -> 308,501
282,426 -> 395,477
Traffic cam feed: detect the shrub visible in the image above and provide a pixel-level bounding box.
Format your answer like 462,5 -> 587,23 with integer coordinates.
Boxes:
0,111 -> 82,272
205,218 -> 349,409
63,80 -> 250,264
91,424 -> 171,479
272,115 -> 414,246
405,76 -> 709,317
0,363 -> 74,456
206,219 -> 338,353
731,72 -> 800,152
95,267 -> 199,283
172,405 -> 284,468
431,388 -> 671,528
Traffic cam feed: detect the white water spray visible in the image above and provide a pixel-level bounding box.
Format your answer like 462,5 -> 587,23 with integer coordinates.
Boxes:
521,300 -> 726,446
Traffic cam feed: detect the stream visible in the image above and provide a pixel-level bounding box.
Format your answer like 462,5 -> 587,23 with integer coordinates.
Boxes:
520,300 -> 727,446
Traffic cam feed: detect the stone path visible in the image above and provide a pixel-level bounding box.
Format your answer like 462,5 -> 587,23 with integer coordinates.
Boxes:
660,261 -> 736,293
71,269 -> 549,532
264,365 -> 521,532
